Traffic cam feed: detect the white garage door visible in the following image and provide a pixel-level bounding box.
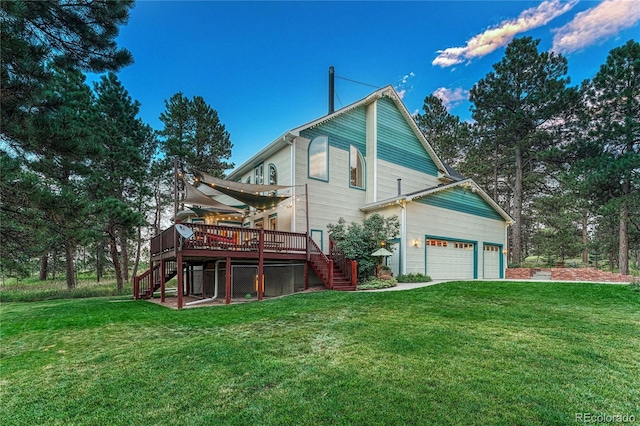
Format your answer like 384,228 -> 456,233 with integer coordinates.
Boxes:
483,245 -> 501,279
426,239 -> 475,279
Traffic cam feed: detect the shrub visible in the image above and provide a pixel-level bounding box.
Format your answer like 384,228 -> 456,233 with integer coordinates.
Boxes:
328,214 -> 400,280
357,277 -> 397,290
396,273 -> 432,283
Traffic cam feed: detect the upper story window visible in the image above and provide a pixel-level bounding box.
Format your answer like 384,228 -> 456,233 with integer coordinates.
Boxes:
350,145 -> 365,189
308,136 -> 328,181
246,176 -> 251,184
268,164 -> 277,185
254,163 -> 264,185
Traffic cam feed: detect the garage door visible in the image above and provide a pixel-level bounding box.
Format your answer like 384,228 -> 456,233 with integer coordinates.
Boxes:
483,245 -> 501,279
426,238 -> 475,279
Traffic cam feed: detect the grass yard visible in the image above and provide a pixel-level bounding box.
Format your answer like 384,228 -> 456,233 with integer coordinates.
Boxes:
1,281 -> 639,425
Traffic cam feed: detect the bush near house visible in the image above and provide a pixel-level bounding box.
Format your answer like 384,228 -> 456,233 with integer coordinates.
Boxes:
396,273 -> 432,283
356,277 -> 398,290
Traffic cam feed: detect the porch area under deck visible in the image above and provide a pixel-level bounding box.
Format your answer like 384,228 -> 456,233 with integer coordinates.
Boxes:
133,223 -> 357,309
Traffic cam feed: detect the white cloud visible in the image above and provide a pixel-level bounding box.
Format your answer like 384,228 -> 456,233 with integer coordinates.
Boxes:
552,0 -> 640,53
432,0 -> 577,67
432,87 -> 469,110
394,72 -> 416,99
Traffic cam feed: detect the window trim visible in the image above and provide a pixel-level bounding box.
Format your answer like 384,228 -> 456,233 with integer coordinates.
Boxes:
349,145 -> 366,190
268,163 -> 278,185
308,136 -> 329,182
268,213 -> 277,230
254,162 -> 264,185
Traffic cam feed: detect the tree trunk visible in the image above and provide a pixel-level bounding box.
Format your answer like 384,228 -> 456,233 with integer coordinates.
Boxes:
108,224 -> 124,292
619,198 -> 629,275
582,211 -> 589,265
64,243 -> 76,289
132,224 -> 142,279
120,231 -> 129,282
39,254 -> 48,281
155,182 -> 162,236
512,143 -> 523,264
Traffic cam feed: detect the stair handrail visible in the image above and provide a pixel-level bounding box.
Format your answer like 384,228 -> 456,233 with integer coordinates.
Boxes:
329,237 -> 357,287
308,236 -> 333,289
133,260 -> 178,299
133,263 -> 158,299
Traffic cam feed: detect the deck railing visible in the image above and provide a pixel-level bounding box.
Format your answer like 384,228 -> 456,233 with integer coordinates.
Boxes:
308,236 -> 333,289
330,238 -> 357,286
151,224 -> 308,257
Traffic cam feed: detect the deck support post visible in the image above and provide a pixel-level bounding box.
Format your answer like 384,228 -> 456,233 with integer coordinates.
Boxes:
225,257 -> 231,304
160,259 -> 166,303
304,262 -> 309,290
258,230 -> 264,300
177,251 -> 183,309
186,263 -> 191,296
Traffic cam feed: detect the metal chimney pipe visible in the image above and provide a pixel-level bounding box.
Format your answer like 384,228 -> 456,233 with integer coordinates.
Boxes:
328,66 -> 335,114
397,178 -> 402,196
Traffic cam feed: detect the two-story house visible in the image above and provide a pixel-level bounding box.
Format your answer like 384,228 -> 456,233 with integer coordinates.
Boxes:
138,85 -> 513,308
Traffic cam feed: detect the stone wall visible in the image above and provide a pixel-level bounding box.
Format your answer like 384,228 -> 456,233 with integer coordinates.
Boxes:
506,267 -> 636,283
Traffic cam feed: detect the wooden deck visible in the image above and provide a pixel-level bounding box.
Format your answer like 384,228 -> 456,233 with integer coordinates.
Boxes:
135,223 -> 356,309
151,224 -> 309,262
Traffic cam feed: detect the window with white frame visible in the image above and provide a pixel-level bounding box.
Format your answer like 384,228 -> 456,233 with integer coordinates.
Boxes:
268,164 -> 277,185
308,136 -> 328,181
350,145 -> 365,188
254,163 -> 264,185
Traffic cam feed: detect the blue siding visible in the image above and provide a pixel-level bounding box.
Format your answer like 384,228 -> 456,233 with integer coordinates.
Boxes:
300,106 -> 366,154
417,187 -> 505,221
377,97 -> 438,176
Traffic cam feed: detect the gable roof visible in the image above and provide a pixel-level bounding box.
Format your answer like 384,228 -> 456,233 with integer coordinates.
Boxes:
289,85 -> 452,177
228,85 -> 459,181
361,178 -> 514,224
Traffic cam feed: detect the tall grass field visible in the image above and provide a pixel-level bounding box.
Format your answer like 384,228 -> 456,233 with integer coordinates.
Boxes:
1,281 -> 638,425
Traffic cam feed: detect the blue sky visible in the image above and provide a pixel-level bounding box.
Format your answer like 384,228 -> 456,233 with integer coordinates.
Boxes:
109,0 -> 640,170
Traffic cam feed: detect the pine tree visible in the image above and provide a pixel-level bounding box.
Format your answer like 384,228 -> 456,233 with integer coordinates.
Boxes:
571,40 -> 640,274
160,92 -> 234,179
415,94 -> 470,169
90,73 -> 149,291
469,37 -> 575,265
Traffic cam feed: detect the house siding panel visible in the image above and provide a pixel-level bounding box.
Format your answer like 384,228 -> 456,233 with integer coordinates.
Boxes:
377,97 -> 438,176
300,106 -> 366,154
376,159 -> 441,200
415,187 -> 504,221
294,138 -> 366,248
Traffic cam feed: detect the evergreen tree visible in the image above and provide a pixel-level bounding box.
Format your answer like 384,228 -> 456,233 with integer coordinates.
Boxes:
90,73 -> 149,291
571,40 -> 640,275
1,0 -> 133,151
415,95 -> 470,169
160,92 -> 234,179
469,37 -> 576,264
1,0 -> 133,281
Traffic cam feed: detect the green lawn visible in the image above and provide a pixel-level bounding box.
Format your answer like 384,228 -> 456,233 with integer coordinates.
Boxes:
1,281 -> 639,425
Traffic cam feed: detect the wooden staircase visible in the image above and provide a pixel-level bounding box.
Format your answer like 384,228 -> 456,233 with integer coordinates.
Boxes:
133,260 -> 178,299
330,264 -> 356,291
307,236 -> 357,291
